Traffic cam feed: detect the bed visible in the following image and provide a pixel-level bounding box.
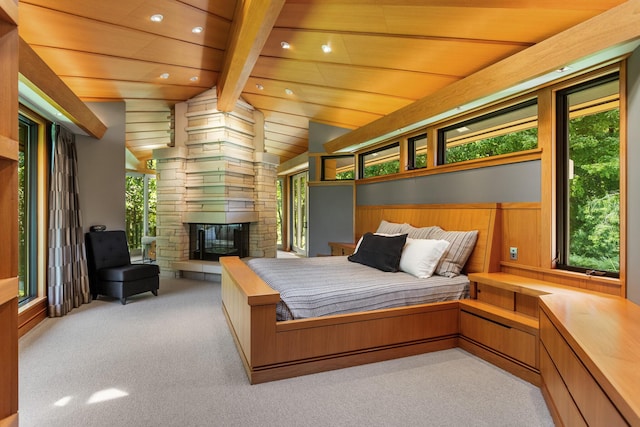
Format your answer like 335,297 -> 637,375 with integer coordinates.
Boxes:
221,203 -> 501,384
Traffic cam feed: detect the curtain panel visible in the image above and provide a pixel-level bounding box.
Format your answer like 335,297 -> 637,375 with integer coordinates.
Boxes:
47,125 -> 91,317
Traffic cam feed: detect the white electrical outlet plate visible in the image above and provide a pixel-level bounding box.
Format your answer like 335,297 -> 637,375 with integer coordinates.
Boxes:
509,247 -> 518,260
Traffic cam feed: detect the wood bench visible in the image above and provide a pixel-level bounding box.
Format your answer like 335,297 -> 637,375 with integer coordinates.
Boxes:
462,272 -> 640,426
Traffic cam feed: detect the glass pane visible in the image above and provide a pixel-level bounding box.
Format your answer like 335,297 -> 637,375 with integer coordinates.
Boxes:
18,117 -> 37,305
18,126 -> 26,302
410,134 -> 427,169
566,79 -> 619,272
126,175 -> 145,251
362,144 -> 400,178
442,101 -> 538,164
322,156 -> 354,180
276,178 -> 283,246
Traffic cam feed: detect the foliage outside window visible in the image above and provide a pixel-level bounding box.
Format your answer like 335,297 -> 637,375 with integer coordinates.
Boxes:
360,143 -> 400,178
18,115 -> 39,305
556,74 -> 620,276
408,133 -> 427,169
126,174 -> 157,251
321,155 -> 354,180
276,178 -> 283,247
438,100 -> 538,164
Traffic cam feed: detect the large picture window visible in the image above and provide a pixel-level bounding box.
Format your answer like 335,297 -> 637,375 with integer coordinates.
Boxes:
437,99 -> 538,164
556,73 -> 620,277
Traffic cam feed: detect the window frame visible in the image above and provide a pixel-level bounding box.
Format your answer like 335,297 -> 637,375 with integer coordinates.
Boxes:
407,133 -> 427,170
555,72 -> 621,278
320,155 -> 355,181
358,142 -> 401,179
437,98 -> 538,165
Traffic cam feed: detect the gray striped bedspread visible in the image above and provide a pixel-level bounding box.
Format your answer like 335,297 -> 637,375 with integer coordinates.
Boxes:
246,256 -> 470,321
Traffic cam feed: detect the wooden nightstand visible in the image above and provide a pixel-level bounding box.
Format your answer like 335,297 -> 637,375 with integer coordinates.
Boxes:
328,242 -> 356,256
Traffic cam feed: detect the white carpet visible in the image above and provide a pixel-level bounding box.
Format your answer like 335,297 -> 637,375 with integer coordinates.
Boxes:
19,277 -> 553,427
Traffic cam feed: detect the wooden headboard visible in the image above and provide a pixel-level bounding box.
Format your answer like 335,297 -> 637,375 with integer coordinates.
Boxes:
355,203 -> 502,274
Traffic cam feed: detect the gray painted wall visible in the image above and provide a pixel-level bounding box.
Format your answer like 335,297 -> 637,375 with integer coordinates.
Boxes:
357,161 -> 540,206
308,185 -> 354,257
75,102 -> 126,233
626,50 -> 640,304
307,121 -> 354,256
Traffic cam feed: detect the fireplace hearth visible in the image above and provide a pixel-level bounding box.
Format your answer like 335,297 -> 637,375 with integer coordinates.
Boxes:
189,223 -> 249,261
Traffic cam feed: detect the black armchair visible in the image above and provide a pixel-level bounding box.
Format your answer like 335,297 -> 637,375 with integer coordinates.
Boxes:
85,230 -> 159,305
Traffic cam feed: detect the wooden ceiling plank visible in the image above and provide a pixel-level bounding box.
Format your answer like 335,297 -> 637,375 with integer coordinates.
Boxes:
324,0 -> 640,154
217,0 -> 286,111
18,37 -> 107,139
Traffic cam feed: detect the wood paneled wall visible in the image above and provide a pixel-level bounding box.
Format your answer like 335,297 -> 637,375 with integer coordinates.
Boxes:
0,2 -> 19,425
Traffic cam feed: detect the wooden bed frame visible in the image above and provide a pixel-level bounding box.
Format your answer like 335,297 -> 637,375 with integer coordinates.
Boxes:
221,203 -> 502,384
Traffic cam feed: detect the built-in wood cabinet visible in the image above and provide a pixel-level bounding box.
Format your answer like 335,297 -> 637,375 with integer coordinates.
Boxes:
328,242 -> 356,256
0,4 -> 20,425
459,273 -> 542,385
464,272 -> 640,426
539,293 -> 640,425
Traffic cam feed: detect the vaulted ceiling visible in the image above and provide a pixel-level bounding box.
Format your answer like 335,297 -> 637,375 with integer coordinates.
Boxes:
18,0 -> 627,166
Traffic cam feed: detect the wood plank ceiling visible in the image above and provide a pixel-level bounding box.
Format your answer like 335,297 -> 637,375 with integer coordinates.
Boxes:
18,0 -> 626,166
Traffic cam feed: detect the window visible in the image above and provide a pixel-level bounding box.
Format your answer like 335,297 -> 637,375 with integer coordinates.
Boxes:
291,171 -> 307,255
321,155 -> 354,180
438,99 -> 538,164
17,109 -> 49,310
360,143 -> 400,178
276,177 -> 284,248
125,172 -> 157,255
18,115 -> 38,304
408,133 -> 427,169
556,73 -> 620,277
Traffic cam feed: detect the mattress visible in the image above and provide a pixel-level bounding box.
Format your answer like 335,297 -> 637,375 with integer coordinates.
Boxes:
246,256 -> 469,321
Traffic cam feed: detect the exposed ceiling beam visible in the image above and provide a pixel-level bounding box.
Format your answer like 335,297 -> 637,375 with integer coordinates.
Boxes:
18,37 -> 107,139
216,0 -> 286,112
324,0 -> 640,154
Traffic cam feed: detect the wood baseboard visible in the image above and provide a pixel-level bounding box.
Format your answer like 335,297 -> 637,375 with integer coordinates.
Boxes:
250,337 -> 458,384
18,298 -> 47,338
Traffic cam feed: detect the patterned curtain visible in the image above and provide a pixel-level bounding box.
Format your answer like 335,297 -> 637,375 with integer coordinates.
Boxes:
47,125 -> 91,317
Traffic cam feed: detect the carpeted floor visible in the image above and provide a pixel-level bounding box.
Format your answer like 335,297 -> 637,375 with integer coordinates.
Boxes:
19,277 -> 553,427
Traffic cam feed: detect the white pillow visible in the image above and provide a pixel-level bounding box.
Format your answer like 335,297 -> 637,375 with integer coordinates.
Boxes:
399,238 -> 450,279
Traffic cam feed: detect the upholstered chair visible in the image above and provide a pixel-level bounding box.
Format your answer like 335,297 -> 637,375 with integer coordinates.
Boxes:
85,230 -> 159,305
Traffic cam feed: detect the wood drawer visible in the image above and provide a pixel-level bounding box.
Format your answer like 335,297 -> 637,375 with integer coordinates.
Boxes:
460,309 -> 537,368
539,310 -> 626,426
540,344 -> 587,426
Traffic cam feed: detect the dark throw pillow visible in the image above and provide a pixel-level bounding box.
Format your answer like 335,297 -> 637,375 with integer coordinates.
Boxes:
348,232 -> 408,272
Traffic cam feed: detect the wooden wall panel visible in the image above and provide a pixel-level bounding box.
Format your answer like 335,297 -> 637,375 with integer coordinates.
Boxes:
501,203 -> 542,268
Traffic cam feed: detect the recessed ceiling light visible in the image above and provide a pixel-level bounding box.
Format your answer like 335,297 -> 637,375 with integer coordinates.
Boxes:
190,76 -> 199,82
321,44 -> 332,53
256,84 -> 264,90
150,14 -> 164,22
280,41 -> 290,49
284,88 -> 293,95
192,26 -> 203,34
160,73 -> 170,79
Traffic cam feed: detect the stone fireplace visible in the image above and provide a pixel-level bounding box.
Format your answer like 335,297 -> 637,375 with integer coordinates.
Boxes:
153,88 -> 279,278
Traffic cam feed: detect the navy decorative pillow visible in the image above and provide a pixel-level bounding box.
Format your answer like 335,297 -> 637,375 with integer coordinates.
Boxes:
348,232 -> 408,272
